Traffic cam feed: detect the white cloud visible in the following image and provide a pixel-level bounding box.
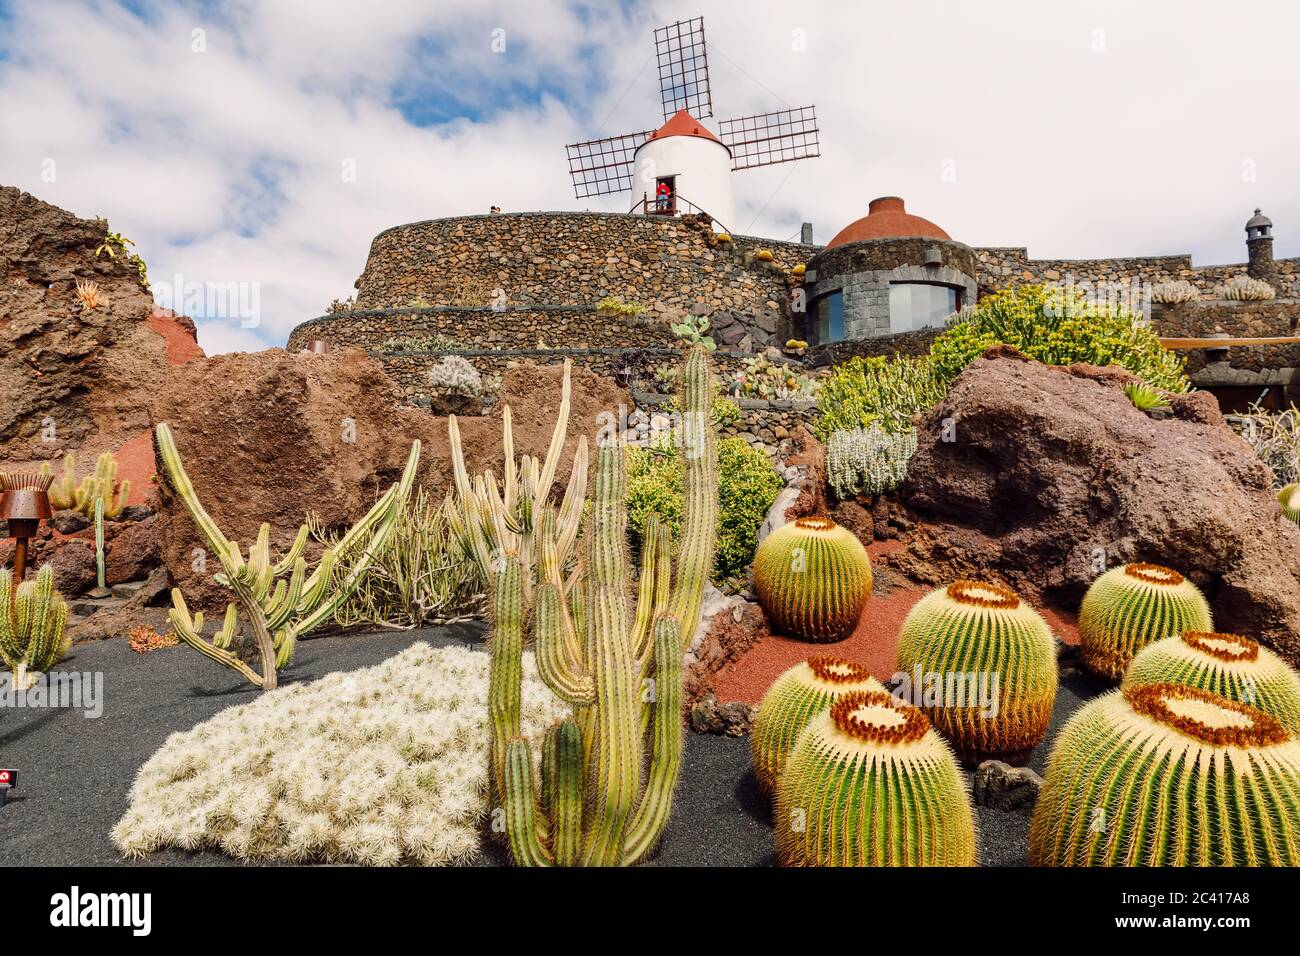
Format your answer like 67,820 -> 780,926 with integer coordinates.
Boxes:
2,0 -> 1296,353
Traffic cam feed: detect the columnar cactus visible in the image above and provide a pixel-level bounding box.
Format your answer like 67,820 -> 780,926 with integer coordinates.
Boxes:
1078,562 -> 1213,680
1123,631 -> 1300,735
0,565 -> 71,690
1278,482 -> 1300,525
775,690 -> 977,866
895,580 -> 1058,761
1030,682 -> 1300,866
489,345 -> 718,866
750,656 -> 883,792
153,423 -> 421,690
42,451 -> 130,518
752,516 -> 872,643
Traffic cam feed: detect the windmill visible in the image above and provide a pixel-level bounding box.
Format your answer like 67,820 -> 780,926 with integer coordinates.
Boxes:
565,16 -> 820,234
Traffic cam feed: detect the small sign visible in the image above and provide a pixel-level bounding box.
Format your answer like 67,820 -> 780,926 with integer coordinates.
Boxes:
0,769 -> 16,788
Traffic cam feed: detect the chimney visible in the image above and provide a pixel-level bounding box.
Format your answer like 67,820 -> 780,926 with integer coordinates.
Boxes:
800,222 -> 813,245
1246,207 -> 1276,283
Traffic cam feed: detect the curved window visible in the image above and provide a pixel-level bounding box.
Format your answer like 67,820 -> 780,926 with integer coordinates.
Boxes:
889,282 -> 961,332
810,290 -> 844,344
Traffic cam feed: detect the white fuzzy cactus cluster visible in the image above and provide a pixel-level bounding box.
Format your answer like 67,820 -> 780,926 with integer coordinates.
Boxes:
1149,280 -> 1200,304
827,424 -> 918,499
111,643 -> 569,865
426,354 -> 488,397
1220,275 -> 1276,301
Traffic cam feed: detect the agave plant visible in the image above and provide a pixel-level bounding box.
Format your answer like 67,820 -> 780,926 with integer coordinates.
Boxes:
1122,381 -> 1170,411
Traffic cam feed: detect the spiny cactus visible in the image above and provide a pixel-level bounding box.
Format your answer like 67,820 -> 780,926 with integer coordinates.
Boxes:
42,451 -> 130,518
752,516 -> 872,643
426,354 -> 487,397
490,345 -> 718,866
1030,682 -> 1300,866
895,580 -> 1058,761
826,425 -> 917,499
0,565 -> 71,690
775,690 -> 977,866
1150,279 -> 1200,304
1123,631 -> 1300,735
154,423 -> 421,690
1278,482 -> 1300,525
1078,562 -> 1213,680
750,656 -> 883,792
1220,275 -> 1276,301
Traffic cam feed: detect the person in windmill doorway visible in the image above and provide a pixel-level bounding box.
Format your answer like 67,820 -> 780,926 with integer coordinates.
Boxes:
653,176 -> 676,215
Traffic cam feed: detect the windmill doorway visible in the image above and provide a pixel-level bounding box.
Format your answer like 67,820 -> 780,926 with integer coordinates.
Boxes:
652,175 -> 677,215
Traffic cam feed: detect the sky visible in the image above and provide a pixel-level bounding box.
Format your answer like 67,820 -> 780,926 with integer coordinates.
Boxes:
1,0 -> 1296,354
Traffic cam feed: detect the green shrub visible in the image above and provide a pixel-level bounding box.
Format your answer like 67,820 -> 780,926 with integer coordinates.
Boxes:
595,295 -> 646,316
929,284 -> 1189,392
814,355 -> 944,440
626,436 -> 782,582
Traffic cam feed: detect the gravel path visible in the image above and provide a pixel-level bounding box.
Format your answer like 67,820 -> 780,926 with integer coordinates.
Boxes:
0,627 -> 1100,867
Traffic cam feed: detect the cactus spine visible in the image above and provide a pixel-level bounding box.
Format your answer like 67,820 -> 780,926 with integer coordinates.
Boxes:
490,346 -> 718,866
1030,682 -> 1300,866
753,516 -> 872,643
42,452 -> 130,518
1123,631 -> 1300,735
1078,562 -> 1212,680
0,565 -> 71,690
751,656 -> 882,792
1278,482 -> 1300,525
895,580 -> 1058,761
153,423 -> 421,690
775,690 -> 977,866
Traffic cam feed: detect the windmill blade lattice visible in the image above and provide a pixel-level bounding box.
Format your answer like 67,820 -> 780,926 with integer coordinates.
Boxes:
718,106 -> 821,171
655,17 -> 712,121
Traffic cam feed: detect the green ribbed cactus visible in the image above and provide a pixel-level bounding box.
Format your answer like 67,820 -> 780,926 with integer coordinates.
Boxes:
42,451 -> 130,518
0,565 -> 71,690
751,656 -> 883,792
491,345 -> 718,866
1123,631 -> 1300,735
896,580 -> 1058,761
154,423 -> 421,690
1078,562 -> 1213,680
775,690 -> 977,866
1278,482 -> 1300,525
1030,682 -> 1300,866
753,516 -> 872,643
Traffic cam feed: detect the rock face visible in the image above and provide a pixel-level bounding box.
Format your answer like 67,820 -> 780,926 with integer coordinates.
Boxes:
888,350 -> 1300,665
972,760 -> 1043,812
150,347 -> 627,609
0,185 -> 200,467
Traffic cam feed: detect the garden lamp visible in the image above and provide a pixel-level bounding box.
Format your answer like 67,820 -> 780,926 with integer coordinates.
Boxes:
0,471 -> 53,588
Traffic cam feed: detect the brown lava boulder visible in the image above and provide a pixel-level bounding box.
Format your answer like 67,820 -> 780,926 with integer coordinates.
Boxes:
886,350 -> 1300,666
151,348 -> 626,610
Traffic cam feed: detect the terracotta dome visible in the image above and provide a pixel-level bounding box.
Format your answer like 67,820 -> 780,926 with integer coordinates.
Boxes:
826,197 -> 951,248
645,109 -> 724,146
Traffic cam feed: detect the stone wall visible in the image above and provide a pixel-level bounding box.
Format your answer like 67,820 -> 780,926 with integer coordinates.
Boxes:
975,247 -> 1300,300
1151,299 -> 1300,393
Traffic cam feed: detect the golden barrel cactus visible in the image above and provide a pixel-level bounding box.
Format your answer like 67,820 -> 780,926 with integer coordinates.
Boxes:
775,690 -> 977,866
1030,682 -> 1300,866
1278,482 -> 1300,525
753,516 -> 872,643
895,580 -> 1058,761
1078,562 -> 1212,680
1123,631 -> 1300,735
750,656 -> 882,792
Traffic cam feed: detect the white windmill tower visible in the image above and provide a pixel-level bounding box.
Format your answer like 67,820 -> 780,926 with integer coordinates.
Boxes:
566,17 -> 820,235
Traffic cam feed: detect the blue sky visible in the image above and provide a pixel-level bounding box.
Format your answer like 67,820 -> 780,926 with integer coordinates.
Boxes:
1,0 -> 1297,353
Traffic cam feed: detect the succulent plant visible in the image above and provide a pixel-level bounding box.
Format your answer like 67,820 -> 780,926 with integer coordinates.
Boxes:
753,516 -> 872,643
750,656 -> 883,792
1149,279 -> 1200,304
0,565 -> 71,690
775,690 -> 977,866
670,314 -> 716,351
826,424 -> 917,499
895,580 -> 1058,760
1078,562 -> 1213,680
42,451 -> 129,518
489,346 -> 718,866
1277,482 -> 1300,524
426,354 -> 487,397
154,423 -> 421,690
1220,275 -> 1276,301
1121,381 -> 1169,411
1030,682 -> 1300,866
1123,631 -> 1300,735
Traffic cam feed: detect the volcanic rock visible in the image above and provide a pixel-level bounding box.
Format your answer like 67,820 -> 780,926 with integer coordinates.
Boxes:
888,351 -> 1300,665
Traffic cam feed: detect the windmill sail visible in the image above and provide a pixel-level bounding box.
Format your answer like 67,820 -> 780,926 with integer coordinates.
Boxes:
565,130 -> 652,199
718,106 -> 820,170
655,17 -> 712,121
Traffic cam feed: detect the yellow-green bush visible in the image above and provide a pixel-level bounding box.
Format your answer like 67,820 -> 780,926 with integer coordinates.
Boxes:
627,436 -> 782,581
814,355 -> 944,440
